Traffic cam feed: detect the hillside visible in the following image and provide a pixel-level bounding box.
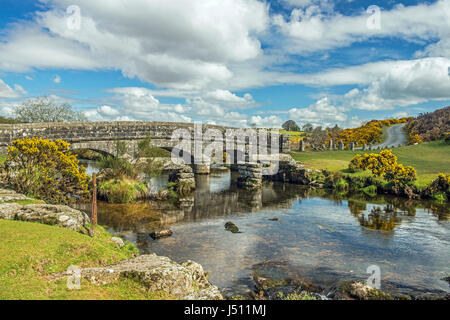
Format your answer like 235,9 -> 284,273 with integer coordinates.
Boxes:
406,106 -> 450,141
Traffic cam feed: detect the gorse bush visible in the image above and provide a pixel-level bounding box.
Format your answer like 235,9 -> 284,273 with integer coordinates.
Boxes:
349,150 -> 417,184
427,173 -> 450,194
0,137 -> 89,204
339,117 -> 411,147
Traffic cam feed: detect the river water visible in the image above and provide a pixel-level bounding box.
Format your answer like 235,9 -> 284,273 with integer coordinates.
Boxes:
78,161 -> 450,297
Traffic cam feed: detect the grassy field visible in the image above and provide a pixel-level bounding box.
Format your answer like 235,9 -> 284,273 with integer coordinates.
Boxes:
0,220 -> 173,300
290,140 -> 450,187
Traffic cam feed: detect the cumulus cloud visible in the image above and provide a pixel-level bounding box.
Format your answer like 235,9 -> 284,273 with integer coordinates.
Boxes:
273,0 -> 450,55
288,97 -> 349,127
342,57 -> 450,110
0,0 -> 268,90
0,79 -> 22,98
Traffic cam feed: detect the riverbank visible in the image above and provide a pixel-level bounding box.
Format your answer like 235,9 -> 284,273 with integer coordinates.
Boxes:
290,140 -> 450,187
0,189 -> 222,300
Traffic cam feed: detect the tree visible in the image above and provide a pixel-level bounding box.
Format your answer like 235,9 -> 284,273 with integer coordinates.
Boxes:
0,137 -> 89,204
310,126 -> 327,146
282,120 -> 300,132
14,97 -> 87,123
302,123 -> 313,132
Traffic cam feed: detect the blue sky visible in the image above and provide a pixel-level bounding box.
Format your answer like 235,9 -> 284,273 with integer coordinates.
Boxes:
0,0 -> 449,128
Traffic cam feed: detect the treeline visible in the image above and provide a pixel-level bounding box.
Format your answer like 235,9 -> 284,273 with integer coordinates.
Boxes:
406,106 -> 450,142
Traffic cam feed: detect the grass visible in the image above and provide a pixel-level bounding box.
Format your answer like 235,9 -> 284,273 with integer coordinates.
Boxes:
0,220 -> 174,300
291,140 -> 450,187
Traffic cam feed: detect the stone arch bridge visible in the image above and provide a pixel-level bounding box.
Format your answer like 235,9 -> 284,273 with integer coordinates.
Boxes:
0,121 -> 290,169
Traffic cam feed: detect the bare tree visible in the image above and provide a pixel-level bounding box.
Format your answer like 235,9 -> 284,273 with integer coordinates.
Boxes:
14,97 -> 87,123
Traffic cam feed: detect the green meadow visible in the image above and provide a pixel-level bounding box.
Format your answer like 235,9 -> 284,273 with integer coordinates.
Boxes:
290,140 -> 450,187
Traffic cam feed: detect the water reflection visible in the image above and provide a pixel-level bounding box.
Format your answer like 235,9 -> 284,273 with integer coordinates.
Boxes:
76,170 -> 449,297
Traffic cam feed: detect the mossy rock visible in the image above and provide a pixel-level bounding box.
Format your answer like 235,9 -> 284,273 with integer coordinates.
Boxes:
329,280 -> 393,300
224,221 -> 240,233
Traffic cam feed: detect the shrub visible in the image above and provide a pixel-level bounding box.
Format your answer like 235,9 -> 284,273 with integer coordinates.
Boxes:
97,155 -> 137,179
427,173 -> 450,196
98,178 -> 148,203
0,137 -> 89,204
348,150 -> 417,184
362,185 -> 377,197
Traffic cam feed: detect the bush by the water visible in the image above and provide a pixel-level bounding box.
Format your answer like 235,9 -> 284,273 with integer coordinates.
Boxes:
98,178 -> 148,203
0,137 -> 89,204
349,150 -> 417,184
426,173 -> 450,201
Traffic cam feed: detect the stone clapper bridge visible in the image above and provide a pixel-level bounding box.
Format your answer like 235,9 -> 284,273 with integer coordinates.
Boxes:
0,121 -> 297,189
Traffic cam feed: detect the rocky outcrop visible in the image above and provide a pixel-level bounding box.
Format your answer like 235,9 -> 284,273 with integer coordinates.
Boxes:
0,188 -> 35,202
0,199 -> 90,231
0,202 -> 22,220
52,254 -> 223,300
15,204 -> 90,231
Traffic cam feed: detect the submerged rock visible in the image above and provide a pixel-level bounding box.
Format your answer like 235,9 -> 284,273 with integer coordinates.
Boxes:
224,221 -> 240,233
150,229 -> 173,239
51,254 -> 223,300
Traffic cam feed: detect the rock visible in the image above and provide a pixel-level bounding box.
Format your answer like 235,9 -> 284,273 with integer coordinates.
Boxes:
150,229 -> 173,239
0,203 -> 22,220
0,189 -> 34,202
268,218 -> 280,222
327,280 -> 392,300
51,254 -> 223,300
224,221 -> 240,233
111,237 -> 125,248
15,204 -> 90,231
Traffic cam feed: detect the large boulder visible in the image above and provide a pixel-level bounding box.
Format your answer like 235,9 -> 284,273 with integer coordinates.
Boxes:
0,203 -> 22,220
54,254 -> 223,300
15,204 -> 90,231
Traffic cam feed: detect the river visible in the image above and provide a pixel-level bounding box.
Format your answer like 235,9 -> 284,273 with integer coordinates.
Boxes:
77,161 -> 450,298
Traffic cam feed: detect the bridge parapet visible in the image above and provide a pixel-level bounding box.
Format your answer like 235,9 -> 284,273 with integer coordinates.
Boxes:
0,122 -> 291,157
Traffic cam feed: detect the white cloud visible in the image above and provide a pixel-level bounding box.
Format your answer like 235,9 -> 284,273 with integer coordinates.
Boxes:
273,0 -> 450,55
342,57 -> 450,110
289,97 -> 349,127
13,84 -> 27,95
0,0 -> 268,90
0,79 -> 20,98
248,115 -> 283,128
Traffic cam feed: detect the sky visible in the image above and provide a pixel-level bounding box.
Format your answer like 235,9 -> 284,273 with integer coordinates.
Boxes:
0,0 -> 449,128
